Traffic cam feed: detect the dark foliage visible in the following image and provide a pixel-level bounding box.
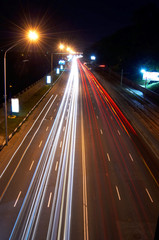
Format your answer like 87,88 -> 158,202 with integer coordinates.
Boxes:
84,3 -> 159,80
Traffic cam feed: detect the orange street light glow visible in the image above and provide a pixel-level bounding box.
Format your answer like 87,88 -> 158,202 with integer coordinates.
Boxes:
28,30 -> 39,41
67,47 -> 71,52
59,44 -> 64,50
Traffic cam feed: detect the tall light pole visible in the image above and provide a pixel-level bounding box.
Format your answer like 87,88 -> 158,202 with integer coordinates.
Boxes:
4,30 -> 39,145
51,53 -> 53,81
50,44 -> 67,82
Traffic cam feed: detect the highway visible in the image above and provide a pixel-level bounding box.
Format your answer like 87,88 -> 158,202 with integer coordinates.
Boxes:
0,57 -> 159,239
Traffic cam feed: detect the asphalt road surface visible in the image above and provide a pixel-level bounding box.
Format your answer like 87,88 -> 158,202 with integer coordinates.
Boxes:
0,57 -> 158,240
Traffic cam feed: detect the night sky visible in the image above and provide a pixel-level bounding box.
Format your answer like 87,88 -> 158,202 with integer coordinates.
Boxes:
0,0 -> 158,50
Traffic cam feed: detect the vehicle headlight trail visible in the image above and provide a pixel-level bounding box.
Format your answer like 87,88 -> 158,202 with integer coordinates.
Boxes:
9,57 -> 79,240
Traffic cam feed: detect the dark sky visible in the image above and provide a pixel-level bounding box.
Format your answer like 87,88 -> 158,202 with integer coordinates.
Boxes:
0,0 -> 158,51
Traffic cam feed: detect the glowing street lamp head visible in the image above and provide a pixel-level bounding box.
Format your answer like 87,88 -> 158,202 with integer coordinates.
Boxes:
67,47 -> 71,52
28,30 -> 39,41
59,44 -> 64,50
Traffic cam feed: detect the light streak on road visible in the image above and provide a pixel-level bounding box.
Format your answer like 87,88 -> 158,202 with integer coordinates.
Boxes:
0,95 -> 57,201
9,57 -> 79,240
81,91 -> 89,240
78,60 -> 122,239
47,57 -> 79,240
0,95 -> 55,179
78,60 -> 156,238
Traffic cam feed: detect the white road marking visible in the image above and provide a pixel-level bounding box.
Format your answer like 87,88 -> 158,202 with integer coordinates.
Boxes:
129,153 -> 134,162
46,126 -> 49,131
14,191 -> 22,207
55,161 -> 58,171
47,192 -> 52,208
107,153 -> 111,162
145,188 -> 153,203
100,129 -> 103,135
118,130 -> 121,135
29,161 -> 34,171
39,141 -> 43,148
60,141 -> 62,148
116,186 -> 121,200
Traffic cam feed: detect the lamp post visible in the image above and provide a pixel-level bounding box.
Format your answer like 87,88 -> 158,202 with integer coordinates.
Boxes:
4,30 -> 39,145
50,44 -> 69,82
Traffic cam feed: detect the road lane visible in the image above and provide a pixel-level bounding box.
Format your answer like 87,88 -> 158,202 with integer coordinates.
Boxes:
0,57 -> 79,240
0,70 -> 71,238
78,60 -> 159,239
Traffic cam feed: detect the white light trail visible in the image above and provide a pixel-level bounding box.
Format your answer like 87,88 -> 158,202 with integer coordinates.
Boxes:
9,57 -> 79,240
47,57 -> 79,240
1,95 -> 57,202
0,95 -> 55,179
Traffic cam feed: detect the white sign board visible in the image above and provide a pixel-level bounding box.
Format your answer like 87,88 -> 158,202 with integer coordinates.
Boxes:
56,68 -> 60,74
59,60 -> 65,65
11,98 -> 19,113
46,75 -> 51,84
143,72 -> 159,81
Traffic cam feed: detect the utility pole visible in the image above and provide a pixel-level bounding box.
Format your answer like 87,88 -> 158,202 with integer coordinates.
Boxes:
51,53 -> 53,82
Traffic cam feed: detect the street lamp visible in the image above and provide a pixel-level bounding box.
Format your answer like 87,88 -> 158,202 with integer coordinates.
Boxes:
50,44 -> 67,81
59,44 -> 64,50
28,30 -> 39,41
4,30 -> 39,145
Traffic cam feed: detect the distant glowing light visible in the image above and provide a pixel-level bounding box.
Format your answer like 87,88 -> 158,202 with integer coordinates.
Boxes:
91,55 -> 96,60
67,47 -> 71,52
11,98 -> 19,113
60,65 -> 63,70
59,44 -> 64,50
99,65 -> 106,68
28,30 -> 38,41
140,69 -> 146,74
